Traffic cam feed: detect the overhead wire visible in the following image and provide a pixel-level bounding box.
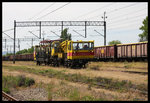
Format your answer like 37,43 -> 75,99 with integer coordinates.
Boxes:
107,13 -> 147,27
107,18 -> 145,30
86,3 -> 139,20
74,2 -> 115,20
107,3 -> 139,14
2,28 -> 14,32
28,3 -> 55,20
107,7 -> 147,21
36,2 -> 71,20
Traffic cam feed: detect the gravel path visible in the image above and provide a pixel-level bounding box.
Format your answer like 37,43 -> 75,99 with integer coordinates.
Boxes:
2,97 -> 9,101
10,87 -> 48,101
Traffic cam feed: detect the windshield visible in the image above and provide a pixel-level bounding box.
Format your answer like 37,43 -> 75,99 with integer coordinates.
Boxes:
73,42 -> 94,50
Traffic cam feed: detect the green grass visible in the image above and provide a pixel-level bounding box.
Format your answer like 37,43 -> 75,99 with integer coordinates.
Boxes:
3,87 -> 10,94
2,75 -> 35,94
47,83 -> 54,101
68,88 -> 80,101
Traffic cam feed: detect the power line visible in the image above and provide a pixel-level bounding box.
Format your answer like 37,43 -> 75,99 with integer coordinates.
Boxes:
74,3 -> 114,20
28,31 -> 39,38
28,3 -> 55,20
107,3 -> 139,14
107,13 -> 147,27
107,28 -> 139,32
107,29 -> 141,37
107,14 -> 147,28
107,7 -> 147,21
108,20 -> 143,30
36,2 -> 71,20
86,3 -> 139,20
2,32 -> 14,40
3,28 -> 14,32
107,18 -> 145,30
50,31 -> 60,37
72,30 -> 85,38
94,30 -> 104,37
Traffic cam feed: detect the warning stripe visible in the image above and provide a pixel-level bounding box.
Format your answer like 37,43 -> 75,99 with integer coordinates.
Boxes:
67,52 -> 94,56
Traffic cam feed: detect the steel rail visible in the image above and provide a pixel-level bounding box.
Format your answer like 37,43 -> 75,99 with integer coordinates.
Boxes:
2,91 -> 18,101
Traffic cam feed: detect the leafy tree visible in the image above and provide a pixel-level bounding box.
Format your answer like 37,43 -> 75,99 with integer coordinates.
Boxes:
138,16 -> 148,42
27,46 -> 34,53
16,46 -> 34,55
108,40 -> 122,45
60,28 -> 71,41
5,53 -> 13,56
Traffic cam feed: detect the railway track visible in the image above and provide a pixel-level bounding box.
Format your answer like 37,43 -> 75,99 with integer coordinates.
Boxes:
2,91 -> 18,101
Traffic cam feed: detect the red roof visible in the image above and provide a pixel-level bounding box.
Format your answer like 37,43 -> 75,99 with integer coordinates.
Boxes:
40,39 -> 61,43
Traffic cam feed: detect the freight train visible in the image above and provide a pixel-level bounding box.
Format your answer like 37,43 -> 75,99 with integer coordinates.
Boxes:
2,53 -> 34,61
94,41 -> 148,61
2,41 -> 148,63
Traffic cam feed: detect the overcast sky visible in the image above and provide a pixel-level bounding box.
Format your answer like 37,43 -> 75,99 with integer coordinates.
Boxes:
2,2 -> 148,53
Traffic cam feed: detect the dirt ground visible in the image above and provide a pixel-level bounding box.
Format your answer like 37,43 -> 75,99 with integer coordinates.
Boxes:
2,61 -> 148,101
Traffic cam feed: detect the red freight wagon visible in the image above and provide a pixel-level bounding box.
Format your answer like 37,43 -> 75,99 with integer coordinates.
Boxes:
17,54 -> 21,60
117,42 -> 147,59
26,53 -> 34,61
94,41 -> 147,61
94,45 -> 115,61
9,55 -> 13,61
18,53 -> 33,61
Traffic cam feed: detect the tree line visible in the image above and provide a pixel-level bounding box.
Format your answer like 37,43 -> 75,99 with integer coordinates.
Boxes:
4,47 -> 34,56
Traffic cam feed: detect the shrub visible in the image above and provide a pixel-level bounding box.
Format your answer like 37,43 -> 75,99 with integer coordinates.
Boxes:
3,87 -> 10,94
17,75 -> 26,86
25,78 -> 35,87
16,75 -> 35,87
2,75 -> 35,95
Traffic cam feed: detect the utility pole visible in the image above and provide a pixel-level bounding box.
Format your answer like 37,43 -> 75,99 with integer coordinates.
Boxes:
18,45 -> 20,51
5,39 -> 6,48
102,12 -> 107,46
61,21 -> 63,36
13,20 -> 16,64
32,38 -> 33,47
85,21 -> 87,38
42,31 -> 45,45
18,38 -> 20,51
7,48 -> 8,54
39,21 -> 41,39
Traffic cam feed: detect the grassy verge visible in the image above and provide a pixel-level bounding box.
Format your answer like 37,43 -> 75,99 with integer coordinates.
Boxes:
88,61 -> 148,69
3,65 -> 147,94
44,81 -> 108,101
2,75 -> 35,93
